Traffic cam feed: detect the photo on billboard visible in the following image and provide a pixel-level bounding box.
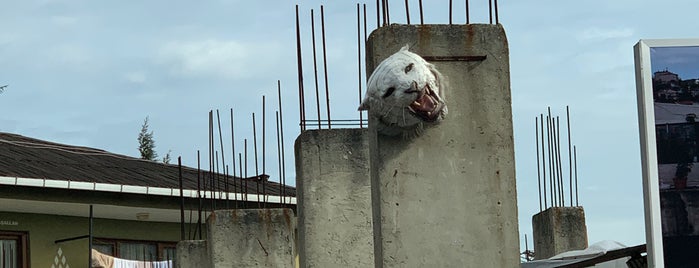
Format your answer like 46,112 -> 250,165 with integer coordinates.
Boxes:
636,39 -> 699,268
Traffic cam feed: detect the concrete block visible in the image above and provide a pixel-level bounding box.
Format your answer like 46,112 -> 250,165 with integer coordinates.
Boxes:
367,24 -> 520,267
532,207 -> 588,260
295,129 -> 374,267
176,240 -> 209,268
207,209 -> 295,268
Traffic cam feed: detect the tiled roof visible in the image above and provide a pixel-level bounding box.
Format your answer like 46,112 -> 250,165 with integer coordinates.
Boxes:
0,132 -> 295,197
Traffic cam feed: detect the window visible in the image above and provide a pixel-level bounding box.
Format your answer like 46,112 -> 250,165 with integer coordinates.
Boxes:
0,231 -> 28,268
92,238 -> 175,262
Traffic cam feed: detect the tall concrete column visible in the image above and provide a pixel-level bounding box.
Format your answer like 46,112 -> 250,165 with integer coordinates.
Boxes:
295,129 -> 374,267
367,24 -> 520,267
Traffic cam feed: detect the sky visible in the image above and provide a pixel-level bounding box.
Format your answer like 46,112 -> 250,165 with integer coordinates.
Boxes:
3,0 -> 699,254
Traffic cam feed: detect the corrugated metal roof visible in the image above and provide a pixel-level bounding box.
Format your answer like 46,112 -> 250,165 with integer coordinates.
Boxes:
0,132 -> 295,197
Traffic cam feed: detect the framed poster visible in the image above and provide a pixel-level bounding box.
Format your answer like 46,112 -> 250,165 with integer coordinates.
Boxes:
636,39 -> 699,268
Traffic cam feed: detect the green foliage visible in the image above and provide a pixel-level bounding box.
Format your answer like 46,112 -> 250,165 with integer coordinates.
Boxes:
162,150 -> 172,164
138,116 -> 158,161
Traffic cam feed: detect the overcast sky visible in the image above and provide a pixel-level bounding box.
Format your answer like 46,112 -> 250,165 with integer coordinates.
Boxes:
3,0 -> 699,254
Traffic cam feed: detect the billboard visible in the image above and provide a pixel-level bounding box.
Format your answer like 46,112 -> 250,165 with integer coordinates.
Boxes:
636,39 -> 699,268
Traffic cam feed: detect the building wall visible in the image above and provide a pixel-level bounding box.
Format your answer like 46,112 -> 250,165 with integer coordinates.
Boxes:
0,211 -> 192,267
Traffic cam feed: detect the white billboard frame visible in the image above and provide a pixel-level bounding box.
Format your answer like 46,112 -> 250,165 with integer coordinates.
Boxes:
635,38 -> 699,268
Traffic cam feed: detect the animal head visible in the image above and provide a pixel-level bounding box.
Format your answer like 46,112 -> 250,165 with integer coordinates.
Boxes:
359,45 -> 447,136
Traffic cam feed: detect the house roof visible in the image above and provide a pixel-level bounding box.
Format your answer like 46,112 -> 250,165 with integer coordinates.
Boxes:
655,102 -> 699,125
0,132 -> 295,197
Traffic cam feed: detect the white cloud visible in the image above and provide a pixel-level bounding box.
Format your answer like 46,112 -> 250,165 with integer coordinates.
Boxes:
157,39 -> 282,79
577,27 -> 634,41
124,71 -> 147,84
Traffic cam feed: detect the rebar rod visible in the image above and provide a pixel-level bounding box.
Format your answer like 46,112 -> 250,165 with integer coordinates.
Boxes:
494,0 -> 499,24
540,114 -> 547,209
276,111 -> 283,204
295,5 -> 306,132
567,106 -> 573,207
574,145 -> 579,206
230,109 -> 237,209
419,0 -> 424,24
252,113 -> 261,207
404,0 -> 410,24
277,81 -> 287,203
244,139 -> 248,202
488,0 -> 493,24
357,3 -> 363,129
321,5 -> 331,129
536,117 -> 542,212
449,0 -> 453,24
465,0 -> 470,24
310,10 -> 322,129
196,150 -> 202,239
262,96 -> 267,206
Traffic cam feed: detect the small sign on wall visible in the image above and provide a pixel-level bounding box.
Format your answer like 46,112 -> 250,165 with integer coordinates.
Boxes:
635,38 -> 699,268
0,220 -> 18,226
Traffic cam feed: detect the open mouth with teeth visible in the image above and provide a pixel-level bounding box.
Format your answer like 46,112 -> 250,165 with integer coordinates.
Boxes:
407,82 -> 444,122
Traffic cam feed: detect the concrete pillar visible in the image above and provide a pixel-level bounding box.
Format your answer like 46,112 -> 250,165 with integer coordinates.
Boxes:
295,129 -> 374,267
367,24 -> 520,267
532,207 -> 588,260
175,240 -> 209,268
207,209 -> 295,268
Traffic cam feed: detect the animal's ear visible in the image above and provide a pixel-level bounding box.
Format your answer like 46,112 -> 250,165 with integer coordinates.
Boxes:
400,44 -> 410,52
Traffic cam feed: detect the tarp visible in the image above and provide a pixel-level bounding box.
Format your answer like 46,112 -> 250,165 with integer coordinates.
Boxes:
521,241 -> 631,268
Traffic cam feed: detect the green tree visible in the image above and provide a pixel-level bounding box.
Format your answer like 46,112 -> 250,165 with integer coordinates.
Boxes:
138,116 -> 158,161
162,150 -> 172,164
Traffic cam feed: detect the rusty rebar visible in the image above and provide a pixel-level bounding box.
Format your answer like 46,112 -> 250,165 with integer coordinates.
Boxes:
555,116 -> 565,206
276,111 -> 283,204
465,0 -> 470,24
535,117 -> 542,212
385,0 -> 390,24
357,3 -> 363,129
277,81 -> 287,203
574,145 -> 579,206
419,0 -> 424,24
262,96 -> 267,206
364,4 -> 368,42
321,5 -> 331,129
178,156 -> 184,240
488,0 -> 493,24
196,150 -> 202,239
209,111 -> 215,210
310,10 -> 322,129
376,0 -> 380,28
244,139 -> 248,202
230,109 -> 237,209
567,106 -> 573,207
216,110 -> 227,206
295,5 -> 306,132
546,112 -> 555,206
449,0 -> 453,24
252,113 -> 261,208
540,114 -> 547,209
495,0 -> 499,24
404,0 -> 410,24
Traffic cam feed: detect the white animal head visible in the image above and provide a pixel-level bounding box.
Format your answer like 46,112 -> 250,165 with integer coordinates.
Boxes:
359,45 -> 447,136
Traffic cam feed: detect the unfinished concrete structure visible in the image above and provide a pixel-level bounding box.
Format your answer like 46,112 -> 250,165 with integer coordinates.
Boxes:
295,129 -> 374,267
366,24 -> 520,267
176,208 -> 296,268
532,206 -> 588,260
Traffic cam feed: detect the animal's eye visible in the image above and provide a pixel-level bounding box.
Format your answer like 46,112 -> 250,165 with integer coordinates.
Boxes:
404,63 -> 414,73
382,87 -> 396,98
